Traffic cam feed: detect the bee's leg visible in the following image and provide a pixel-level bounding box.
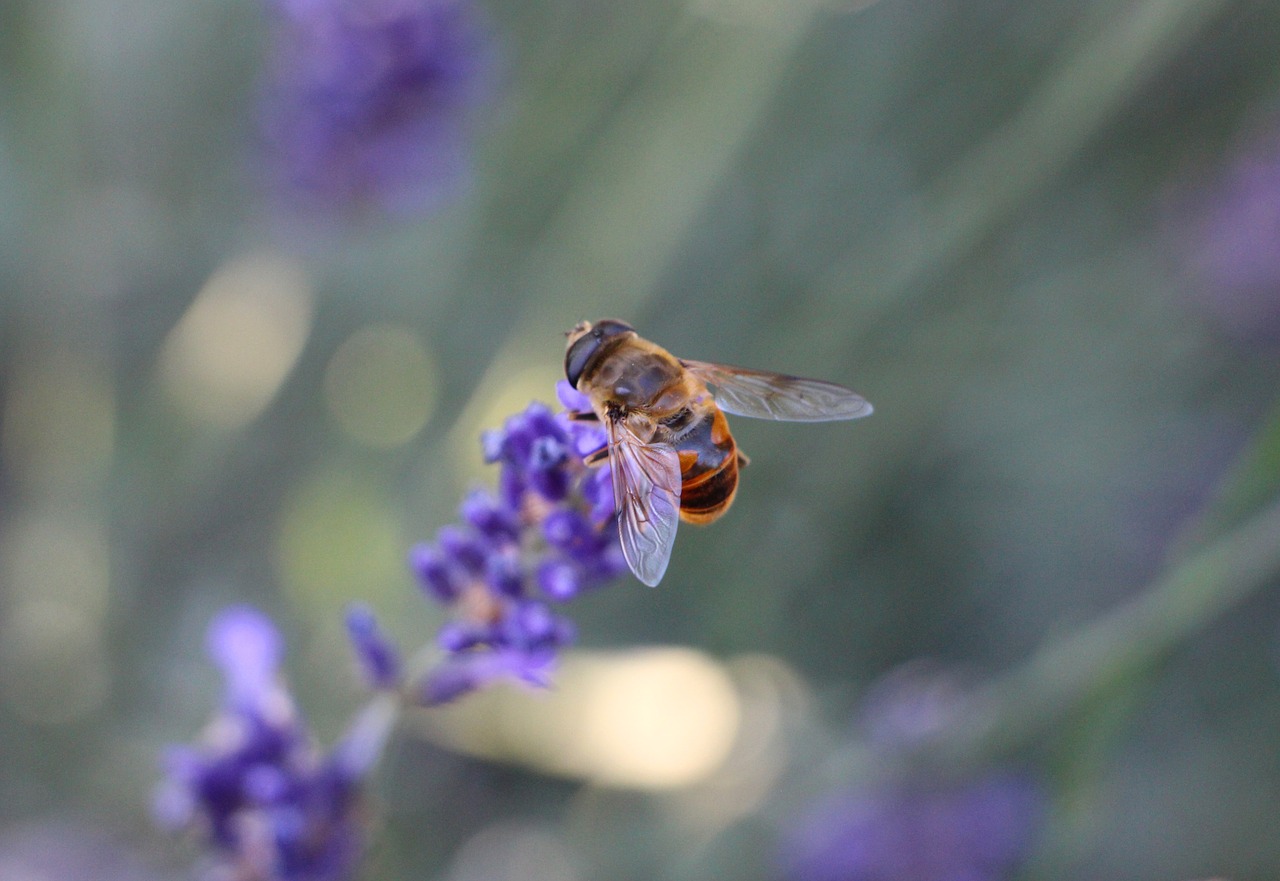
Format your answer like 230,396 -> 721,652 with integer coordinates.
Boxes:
583,446 -> 609,467
737,450 -> 751,468
566,409 -> 599,422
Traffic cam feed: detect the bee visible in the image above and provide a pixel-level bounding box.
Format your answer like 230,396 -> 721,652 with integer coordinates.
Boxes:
564,319 -> 872,586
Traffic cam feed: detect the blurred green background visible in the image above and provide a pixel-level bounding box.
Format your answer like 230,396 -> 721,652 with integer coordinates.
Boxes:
3,0 -> 1280,879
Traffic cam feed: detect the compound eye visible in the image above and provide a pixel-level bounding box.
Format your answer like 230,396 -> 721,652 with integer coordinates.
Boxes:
564,332 -> 600,389
591,319 -> 634,338
563,319 -> 635,388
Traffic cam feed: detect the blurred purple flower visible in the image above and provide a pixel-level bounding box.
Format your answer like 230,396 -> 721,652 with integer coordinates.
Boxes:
0,821 -> 170,881
856,660 -> 968,751
155,606 -> 389,881
1177,124 -> 1280,344
777,772 -> 1043,881
408,381 -> 627,704
778,664 -> 1044,881
258,0 -> 498,217
208,604 -> 285,706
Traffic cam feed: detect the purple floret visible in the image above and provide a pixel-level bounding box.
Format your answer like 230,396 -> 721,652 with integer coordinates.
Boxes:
407,384 -> 627,703
156,607 -> 384,881
257,0 -> 497,217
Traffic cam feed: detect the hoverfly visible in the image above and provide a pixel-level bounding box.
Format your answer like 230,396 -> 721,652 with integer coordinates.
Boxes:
564,319 -> 872,586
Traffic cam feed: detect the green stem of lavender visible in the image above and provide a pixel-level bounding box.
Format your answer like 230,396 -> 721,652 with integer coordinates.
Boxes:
941,494 -> 1280,765
809,0 -> 1228,348
769,485 -> 1280,826
944,392 -> 1280,763
353,639 -> 451,770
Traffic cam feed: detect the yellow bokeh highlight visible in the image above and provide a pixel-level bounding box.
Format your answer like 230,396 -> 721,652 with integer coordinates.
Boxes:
447,822 -> 579,881
1,511 -> 111,622
157,252 -> 313,430
2,347 -> 115,490
324,324 -> 439,448
419,648 -> 742,790
659,654 -> 808,834
275,469 -> 404,619
0,600 -> 110,726
449,365 -> 564,487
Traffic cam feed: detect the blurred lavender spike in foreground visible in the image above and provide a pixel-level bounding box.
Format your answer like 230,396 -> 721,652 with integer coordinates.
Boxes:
258,0 -> 498,217
408,381 -> 627,704
0,821 -> 168,881
779,663 -> 1045,881
777,771 -> 1044,881
1178,124 -> 1280,344
155,606 -> 387,881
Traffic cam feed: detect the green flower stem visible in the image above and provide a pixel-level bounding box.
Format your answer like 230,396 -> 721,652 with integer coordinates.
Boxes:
340,641 -> 444,779
802,0 -> 1229,357
944,494 -> 1280,764
1182,393 -> 1280,549
336,691 -> 401,776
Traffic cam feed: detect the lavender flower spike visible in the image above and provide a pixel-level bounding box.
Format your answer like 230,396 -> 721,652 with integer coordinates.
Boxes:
408,381 -> 627,704
778,664 -> 1045,881
345,603 -> 402,690
155,606 -> 386,881
1177,125 -> 1280,344
258,0 -> 498,217
777,772 -> 1044,881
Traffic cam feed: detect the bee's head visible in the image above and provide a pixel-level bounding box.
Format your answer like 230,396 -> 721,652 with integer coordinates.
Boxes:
564,318 -> 635,388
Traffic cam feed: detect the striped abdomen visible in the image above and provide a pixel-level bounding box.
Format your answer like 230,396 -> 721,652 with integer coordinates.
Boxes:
672,406 -> 740,525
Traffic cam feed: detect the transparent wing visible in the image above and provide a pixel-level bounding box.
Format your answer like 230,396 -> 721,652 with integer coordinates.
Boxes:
608,418 -> 682,587
682,359 -> 873,422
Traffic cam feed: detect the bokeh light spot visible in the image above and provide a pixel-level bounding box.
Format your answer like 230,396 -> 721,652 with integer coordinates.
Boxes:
1,511 -> 110,622
157,253 -> 313,430
2,348 -> 115,490
661,654 -> 808,834
445,822 -> 579,881
450,365 -> 563,487
275,469 -> 404,619
0,601 -> 109,726
570,649 -> 741,788
324,324 -> 439,448
421,648 -> 741,790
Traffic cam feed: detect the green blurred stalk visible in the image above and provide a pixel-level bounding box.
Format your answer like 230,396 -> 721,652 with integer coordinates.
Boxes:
976,392 -> 1280,775
789,0 -> 1233,576
946,492 -> 1280,763
1183,393 -> 1280,545
808,0 -> 1230,353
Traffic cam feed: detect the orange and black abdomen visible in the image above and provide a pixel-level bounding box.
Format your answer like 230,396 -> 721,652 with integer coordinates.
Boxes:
675,407 -> 740,525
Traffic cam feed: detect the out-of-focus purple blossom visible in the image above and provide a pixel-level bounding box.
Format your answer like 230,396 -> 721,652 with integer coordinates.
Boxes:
208,604 -> 285,707
408,381 -> 626,704
258,0 -> 498,217
156,606 -> 389,881
779,664 -> 1044,881
0,821 -> 170,881
856,660 -> 968,752
344,603 -> 402,690
777,771 -> 1044,881
1176,125 -> 1280,344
